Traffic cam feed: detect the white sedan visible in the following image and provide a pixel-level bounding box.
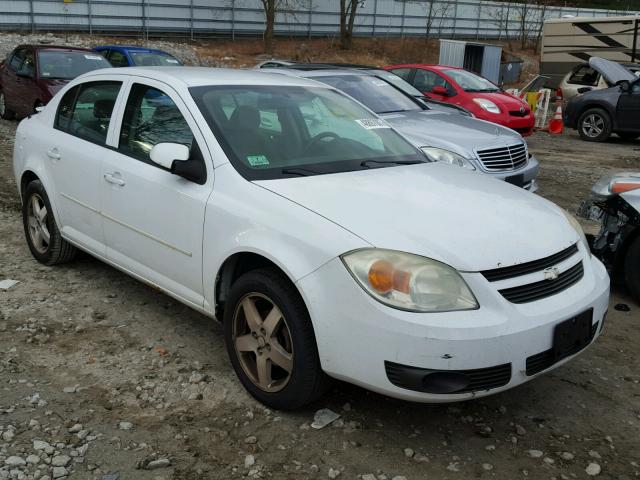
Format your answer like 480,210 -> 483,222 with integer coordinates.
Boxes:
13,67 -> 610,409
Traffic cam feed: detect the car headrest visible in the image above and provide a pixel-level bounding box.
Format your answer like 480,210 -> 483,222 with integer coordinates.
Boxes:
94,99 -> 115,119
229,105 -> 261,130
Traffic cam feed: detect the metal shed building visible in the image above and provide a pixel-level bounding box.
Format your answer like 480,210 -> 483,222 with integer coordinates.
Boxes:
439,39 -> 503,84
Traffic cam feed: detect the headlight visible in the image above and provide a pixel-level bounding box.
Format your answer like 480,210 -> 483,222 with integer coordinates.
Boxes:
472,98 -> 501,114
563,210 -> 591,256
341,249 -> 479,312
421,147 -> 476,171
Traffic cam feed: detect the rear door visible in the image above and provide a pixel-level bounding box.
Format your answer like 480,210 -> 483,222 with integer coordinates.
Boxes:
46,79 -> 124,254
100,78 -> 213,307
617,81 -> 640,131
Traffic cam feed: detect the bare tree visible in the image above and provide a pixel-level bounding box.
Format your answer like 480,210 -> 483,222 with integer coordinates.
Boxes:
422,1 -> 454,40
488,2 -> 514,48
339,0 -> 365,50
259,0 -> 304,53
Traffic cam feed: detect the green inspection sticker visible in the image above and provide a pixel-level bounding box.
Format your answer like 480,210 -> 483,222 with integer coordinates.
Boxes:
247,154 -> 270,167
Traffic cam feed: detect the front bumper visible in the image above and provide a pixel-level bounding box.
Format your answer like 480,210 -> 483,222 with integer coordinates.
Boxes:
297,247 -> 609,402
475,154 -> 540,193
475,112 -> 535,136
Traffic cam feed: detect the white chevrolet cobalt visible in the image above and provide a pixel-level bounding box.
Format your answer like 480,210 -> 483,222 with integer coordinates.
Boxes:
13,67 -> 609,409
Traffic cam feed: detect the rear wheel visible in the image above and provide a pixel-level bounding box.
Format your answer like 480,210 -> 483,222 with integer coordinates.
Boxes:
625,235 -> 640,303
22,180 -> 77,265
0,91 -> 15,120
578,108 -> 612,142
223,268 -> 330,410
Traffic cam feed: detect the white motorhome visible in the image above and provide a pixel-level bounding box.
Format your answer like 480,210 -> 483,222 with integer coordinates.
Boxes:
541,15 -> 640,87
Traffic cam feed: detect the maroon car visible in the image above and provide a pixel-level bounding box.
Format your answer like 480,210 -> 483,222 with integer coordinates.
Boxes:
0,45 -> 112,119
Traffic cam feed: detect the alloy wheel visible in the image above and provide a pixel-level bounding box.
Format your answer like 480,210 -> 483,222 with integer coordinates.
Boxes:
232,293 -> 294,392
27,194 -> 51,254
582,113 -> 605,138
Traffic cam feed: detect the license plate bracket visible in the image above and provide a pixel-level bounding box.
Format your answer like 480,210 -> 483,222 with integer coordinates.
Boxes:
553,309 -> 593,362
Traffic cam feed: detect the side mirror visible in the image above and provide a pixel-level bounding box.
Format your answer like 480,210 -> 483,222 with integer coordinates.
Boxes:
150,142 -> 189,170
150,142 -> 206,184
619,80 -> 631,93
431,86 -> 449,96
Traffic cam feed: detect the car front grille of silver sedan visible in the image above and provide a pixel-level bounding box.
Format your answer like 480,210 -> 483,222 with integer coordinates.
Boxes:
475,143 -> 528,171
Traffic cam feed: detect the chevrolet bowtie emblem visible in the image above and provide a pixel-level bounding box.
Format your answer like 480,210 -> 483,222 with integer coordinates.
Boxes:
543,267 -> 560,281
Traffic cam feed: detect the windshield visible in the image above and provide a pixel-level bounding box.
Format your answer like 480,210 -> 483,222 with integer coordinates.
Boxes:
314,75 -> 422,114
443,69 -> 499,92
190,85 -> 424,180
130,51 -> 182,66
370,71 -> 425,97
37,51 -> 111,80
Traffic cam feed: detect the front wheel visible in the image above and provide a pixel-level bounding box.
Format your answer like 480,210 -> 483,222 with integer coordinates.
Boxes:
223,268 -> 330,410
0,91 -> 15,120
578,108 -> 612,142
625,235 -> 640,303
22,180 -> 77,265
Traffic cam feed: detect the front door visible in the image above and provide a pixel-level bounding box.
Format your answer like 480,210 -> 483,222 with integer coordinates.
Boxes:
617,81 -> 640,131
101,79 -> 212,307
46,80 -> 123,254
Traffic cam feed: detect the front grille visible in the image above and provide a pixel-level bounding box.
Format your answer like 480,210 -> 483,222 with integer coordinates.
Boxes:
481,244 -> 579,282
509,110 -> 530,117
526,321 -> 598,376
385,361 -> 512,394
475,143 -> 528,171
498,261 -> 584,304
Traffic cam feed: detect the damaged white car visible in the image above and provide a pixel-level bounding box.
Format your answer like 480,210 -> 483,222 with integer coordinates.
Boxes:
13,67 -> 609,409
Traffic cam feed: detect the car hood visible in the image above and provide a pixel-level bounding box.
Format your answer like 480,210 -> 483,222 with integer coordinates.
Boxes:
255,163 -> 576,272
589,57 -> 636,85
380,110 -> 522,154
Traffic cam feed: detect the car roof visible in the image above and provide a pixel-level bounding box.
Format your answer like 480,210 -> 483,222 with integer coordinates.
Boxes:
94,45 -> 171,54
274,68 -> 374,78
388,64 -> 461,72
19,44 -> 93,52
79,66 -> 331,88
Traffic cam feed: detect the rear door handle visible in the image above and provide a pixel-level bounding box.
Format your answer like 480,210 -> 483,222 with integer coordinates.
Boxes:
104,173 -> 126,186
46,148 -> 61,160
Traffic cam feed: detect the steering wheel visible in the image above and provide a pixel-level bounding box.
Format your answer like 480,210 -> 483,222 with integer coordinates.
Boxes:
303,132 -> 340,154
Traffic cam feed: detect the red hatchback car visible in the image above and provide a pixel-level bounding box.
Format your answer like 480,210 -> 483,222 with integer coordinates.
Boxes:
386,64 -> 535,136
0,44 -> 111,119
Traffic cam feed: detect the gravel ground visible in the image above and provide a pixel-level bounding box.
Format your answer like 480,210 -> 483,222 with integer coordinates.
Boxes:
0,115 -> 639,480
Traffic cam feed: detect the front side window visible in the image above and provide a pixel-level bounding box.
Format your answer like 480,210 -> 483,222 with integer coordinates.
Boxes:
413,69 -> 450,93
568,66 -> 600,87
37,51 -> 111,80
54,81 -> 121,144
9,48 -> 27,71
190,85 -> 423,180
443,69 -> 499,93
316,75 -> 421,114
119,84 -> 194,163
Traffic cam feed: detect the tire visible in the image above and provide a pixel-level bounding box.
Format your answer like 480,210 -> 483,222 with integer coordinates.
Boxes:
0,90 -> 15,120
22,180 -> 77,265
618,132 -> 639,142
625,235 -> 640,303
223,267 -> 331,410
578,108 -> 612,142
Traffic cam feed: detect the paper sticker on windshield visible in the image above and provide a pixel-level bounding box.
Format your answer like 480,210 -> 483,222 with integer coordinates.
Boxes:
356,118 -> 390,129
84,54 -> 104,61
166,59 -> 179,64
247,155 -> 270,167
370,80 -> 389,87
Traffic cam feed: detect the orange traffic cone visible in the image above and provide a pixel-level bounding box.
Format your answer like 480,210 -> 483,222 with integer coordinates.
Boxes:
548,104 -> 564,135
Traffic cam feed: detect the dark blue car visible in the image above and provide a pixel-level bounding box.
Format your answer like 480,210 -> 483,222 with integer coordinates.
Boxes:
93,46 -> 182,68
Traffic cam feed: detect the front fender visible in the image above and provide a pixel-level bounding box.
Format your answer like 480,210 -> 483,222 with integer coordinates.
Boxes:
202,164 -> 369,311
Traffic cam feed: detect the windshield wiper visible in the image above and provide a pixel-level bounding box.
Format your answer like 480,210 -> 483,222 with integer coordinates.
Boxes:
281,167 -> 320,177
360,159 -> 423,168
376,109 -> 412,114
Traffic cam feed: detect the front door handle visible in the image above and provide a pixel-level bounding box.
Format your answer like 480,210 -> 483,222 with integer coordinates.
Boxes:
104,173 -> 126,186
46,148 -> 61,160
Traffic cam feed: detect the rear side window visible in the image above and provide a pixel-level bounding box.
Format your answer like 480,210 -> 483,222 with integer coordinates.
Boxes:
118,83 -> 194,164
568,66 -> 600,86
107,50 -> 129,68
54,81 -> 121,145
